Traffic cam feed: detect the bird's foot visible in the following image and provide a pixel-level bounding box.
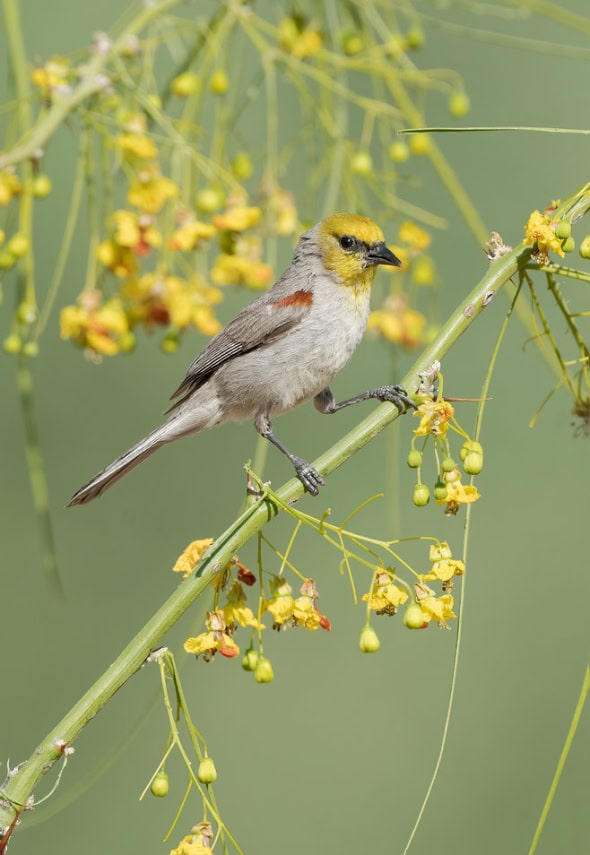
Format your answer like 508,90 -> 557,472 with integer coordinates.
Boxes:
375,385 -> 417,412
292,457 -> 324,496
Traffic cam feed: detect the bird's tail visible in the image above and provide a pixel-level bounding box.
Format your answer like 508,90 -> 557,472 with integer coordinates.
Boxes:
68,426 -> 168,506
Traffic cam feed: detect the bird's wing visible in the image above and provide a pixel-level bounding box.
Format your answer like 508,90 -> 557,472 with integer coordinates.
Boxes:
166,289 -> 313,411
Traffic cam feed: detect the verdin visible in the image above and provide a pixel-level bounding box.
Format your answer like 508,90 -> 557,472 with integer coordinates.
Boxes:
68,213 -> 415,506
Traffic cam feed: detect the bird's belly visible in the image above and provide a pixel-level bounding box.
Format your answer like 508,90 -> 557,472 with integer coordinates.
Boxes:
215,293 -> 369,419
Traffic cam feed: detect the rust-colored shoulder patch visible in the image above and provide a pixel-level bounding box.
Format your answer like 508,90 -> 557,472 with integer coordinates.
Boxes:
273,289 -> 313,309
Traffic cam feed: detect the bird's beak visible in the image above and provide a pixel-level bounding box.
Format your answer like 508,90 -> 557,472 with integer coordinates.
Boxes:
365,241 -> 402,268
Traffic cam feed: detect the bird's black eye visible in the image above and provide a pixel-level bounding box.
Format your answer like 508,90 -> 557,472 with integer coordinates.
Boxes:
339,235 -> 355,251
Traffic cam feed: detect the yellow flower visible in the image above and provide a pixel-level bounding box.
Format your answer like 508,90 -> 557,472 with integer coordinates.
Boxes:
437,476 -> 480,516
413,584 -> 454,626
363,570 -> 409,615
184,611 -> 240,660
128,166 -> 179,213
97,239 -> 139,277
524,209 -> 564,263
213,205 -> 261,232
368,297 -> 426,350
211,254 -> 273,289
264,578 -> 295,627
429,542 -> 451,562
222,580 -> 263,629
292,596 -> 321,630
118,132 -> 157,160
170,823 -> 214,855
422,559 -> 465,583
31,57 -> 71,94
278,18 -> 323,58
414,584 -> 456,627
169,219 -> 217,251
263,577 -> 325,630
60,292 -> 129,357
0,170 -> 22,206
111,210 -> 161,252
413,399 -> 454,437
123,273 -> 222,334
172,538 -> 213,578
399,221 -> 431,251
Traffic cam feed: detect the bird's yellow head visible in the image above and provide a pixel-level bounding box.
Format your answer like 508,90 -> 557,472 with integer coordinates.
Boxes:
316,213 -> 401,291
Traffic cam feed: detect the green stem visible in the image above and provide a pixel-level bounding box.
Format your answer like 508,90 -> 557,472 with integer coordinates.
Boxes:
3,181 -> 590,832
16,356 -> 63,596
528,662 -> 590,855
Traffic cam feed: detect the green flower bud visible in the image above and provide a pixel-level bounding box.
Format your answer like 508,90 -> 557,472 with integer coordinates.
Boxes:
406,27 -> 424,50
342,32 -> 365,55
448,91 -> 470,117
232,152 -> 253,180
403,603 -> 427,629
8,234 -> 29,258
562,235 -> 575,253
33,174 -> 52,198
579,235 -> 590,259
555,220 -> 571,240
170,72 -> 201,97
460,441 -> 483,473
460,439 -> 482,461
196,186 -> 225,213
151,770 -> 169,797
254,656 -> 274,683
407,449 -> 422,469
3,334 -> 22,354
22,341 -> 39,358
0,250 -> 16,269
388,140 -> 410,163
241,647 -> 259,672
413,483 -> 430,506
197,757 -> 218,784
210,69 -> 229,95
359,626 -> 380,653
409,133 -> 431,156
463,450 -> 483,475
433,480 -> 448,501
350,151 -> 373,176
442,457 -> 456,473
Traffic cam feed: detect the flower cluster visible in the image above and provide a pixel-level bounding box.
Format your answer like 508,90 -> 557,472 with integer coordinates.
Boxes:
524,205 -> 565,264
359,541 -> 464,649
406,371 -> 483,513
263,577 -> 331,631
277,17 -> 323,58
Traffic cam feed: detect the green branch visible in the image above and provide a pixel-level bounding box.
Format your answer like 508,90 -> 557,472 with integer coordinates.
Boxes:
2,181 -> 590,835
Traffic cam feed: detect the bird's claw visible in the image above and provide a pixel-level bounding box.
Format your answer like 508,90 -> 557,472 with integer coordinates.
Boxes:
379,384 -> 417,412
293,457 -> 324,496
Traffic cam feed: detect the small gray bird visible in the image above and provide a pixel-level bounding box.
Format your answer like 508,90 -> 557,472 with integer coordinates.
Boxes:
68,213 -> 415,506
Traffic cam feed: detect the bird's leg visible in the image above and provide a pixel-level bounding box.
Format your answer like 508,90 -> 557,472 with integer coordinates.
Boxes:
254,413 -> 325,496
314,385 -> 417,415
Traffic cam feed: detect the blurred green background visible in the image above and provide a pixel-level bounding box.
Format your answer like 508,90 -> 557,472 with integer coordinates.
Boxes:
1,2 -> 589,854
